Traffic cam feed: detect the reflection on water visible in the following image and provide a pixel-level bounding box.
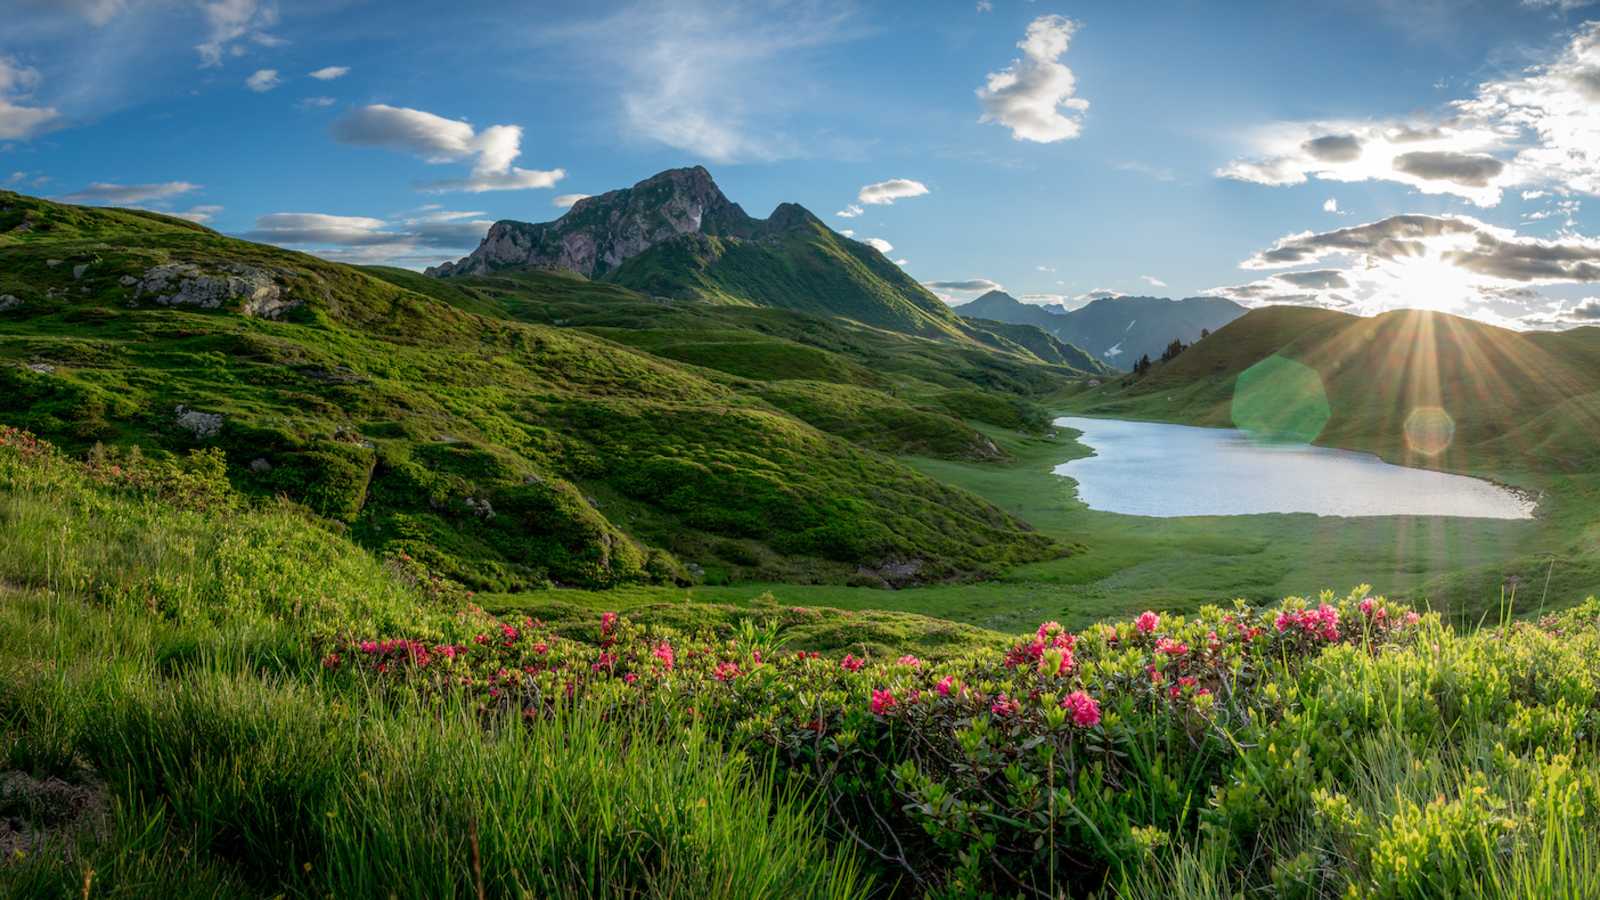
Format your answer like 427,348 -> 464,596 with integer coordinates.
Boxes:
1054,416 -> 1535,520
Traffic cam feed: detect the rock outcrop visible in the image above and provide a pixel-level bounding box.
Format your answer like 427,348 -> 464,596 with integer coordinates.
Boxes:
132,262 -> 302,319
427,166 -> 764,279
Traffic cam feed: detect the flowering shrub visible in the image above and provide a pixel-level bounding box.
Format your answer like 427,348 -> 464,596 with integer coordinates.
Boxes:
327,586 -> 1433,894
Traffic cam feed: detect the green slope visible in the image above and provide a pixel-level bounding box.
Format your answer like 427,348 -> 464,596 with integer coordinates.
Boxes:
607,208 -> 970,339
0,189 -> 1061,590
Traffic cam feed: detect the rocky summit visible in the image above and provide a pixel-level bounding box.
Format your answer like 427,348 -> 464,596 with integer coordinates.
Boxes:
426,166 -> 763,279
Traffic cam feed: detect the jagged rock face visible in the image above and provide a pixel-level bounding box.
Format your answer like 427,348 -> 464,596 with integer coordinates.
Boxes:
427,166 -> 760,279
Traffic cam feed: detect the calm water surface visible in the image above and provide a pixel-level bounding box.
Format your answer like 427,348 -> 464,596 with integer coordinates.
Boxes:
1054,417 -> 1535,520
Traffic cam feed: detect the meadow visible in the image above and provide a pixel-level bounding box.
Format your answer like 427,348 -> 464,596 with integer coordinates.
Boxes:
4,425 -> 1598,898
515,418 -> 1589,637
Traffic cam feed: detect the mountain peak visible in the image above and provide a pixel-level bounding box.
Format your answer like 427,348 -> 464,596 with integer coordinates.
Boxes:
429,166 -> 825,279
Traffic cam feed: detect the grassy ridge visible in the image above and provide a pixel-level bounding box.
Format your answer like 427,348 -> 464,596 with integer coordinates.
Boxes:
0,190 -> 1065,590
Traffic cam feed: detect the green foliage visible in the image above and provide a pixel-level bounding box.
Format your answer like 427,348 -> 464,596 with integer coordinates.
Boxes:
1,190 -> 1066,590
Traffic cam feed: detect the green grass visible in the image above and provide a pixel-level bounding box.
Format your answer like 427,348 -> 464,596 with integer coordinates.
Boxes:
1,189 -> 1069,591
534,417 -> 1595,634
0,433 -> 870,898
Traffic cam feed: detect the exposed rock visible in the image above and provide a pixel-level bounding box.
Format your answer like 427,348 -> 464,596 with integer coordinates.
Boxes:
173,404 -> 223,439
25,363 -> 53,374
45,259 -> 62,268
0,294 -> 19,312
464,496 -> 495,520
427,166 -> 770,279
118,275 -> 137,287
71,263 -> 89,280
0,769 -> 109,862
134,262 -> 302,319
854,558 -> 926,588
249,457 -> 273,474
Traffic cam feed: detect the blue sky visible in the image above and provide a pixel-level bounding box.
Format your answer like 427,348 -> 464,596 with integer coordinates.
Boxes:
4,0 -> 1599,327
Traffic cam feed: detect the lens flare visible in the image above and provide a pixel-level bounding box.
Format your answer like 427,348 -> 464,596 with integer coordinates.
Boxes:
1231,355 -> 1330,444
1405,406 -> 1456,456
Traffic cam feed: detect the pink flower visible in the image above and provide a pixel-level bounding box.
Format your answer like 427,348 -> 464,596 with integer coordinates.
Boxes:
1359,596 -> 1376,616
870,688 -> 897,715
712,661 -> 742,681
1404,611 -> 1421,626
1155,637 -> 1189,656
1136,611 -> 1160,634
322,653 -> 341,669
991,694 -> 1021,717
935,675 -> 956,697
1036,621 -> 1063,640
840,654 -> 866,672
1061,690 -> 1101,727
653,642 -> 676,670
623,672 -> 638,684
896,654 -> 922,668
359,640 -> 378,654
500,623 -> 519,641
1039,648 -> 1075,675
600,611 -> 618,634
532,642 -> 548,655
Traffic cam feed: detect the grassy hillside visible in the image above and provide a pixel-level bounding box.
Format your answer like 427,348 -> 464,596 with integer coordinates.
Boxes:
1064,306 -> 1600,607
1071,306 -> 1600,475
0,190 -> 1063,591
607,209 -> 969,339
4,430 -> 1598,898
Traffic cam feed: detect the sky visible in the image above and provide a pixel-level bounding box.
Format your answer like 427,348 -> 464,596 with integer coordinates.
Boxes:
4,0 -> 1600,329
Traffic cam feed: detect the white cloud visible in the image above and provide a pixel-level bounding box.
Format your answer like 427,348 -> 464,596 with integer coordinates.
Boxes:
838,228 -> 854,237
331,104 -> 565,193
835,203 -> 864,218
196,0 -> 280,67
1522,190 -> 1549,200
553,193 -> 590,209
60,181 -> 199,204
242,208 -> 493,267
894,258 -> 909,266
863,237 -> 893,253
296,96 -> 336,109
169,204 -> 223,223
40,0 -> 130,26
1140,275 -> 1167,288
1217,23 -> 1600,205
1036,265 -> 1056,272
0,56 -> 60,140
1323,197 -> 1339,213
976,0 -> 992,11
6,171 -> 50,189
1076,288 -> 1125,302
308,66 -> 349,81
857,178 -> 929,205
977,15 -> 1089,143
245,68 -> 280,92
1208,213 -> 1600,325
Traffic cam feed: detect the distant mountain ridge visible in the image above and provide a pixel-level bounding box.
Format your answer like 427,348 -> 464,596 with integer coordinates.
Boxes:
428,167 -> 978,341
955,289 -> 1245,369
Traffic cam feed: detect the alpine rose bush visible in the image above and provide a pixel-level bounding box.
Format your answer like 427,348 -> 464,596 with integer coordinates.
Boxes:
328,587 -> 1434,894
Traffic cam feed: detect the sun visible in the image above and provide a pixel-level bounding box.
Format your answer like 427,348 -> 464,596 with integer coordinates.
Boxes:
1370,255 -> 1481,313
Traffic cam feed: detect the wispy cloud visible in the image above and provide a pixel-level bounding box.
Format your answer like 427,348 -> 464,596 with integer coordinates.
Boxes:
545,0 -> 861,164
245,68 -> 280,92
308,66 -> 349,80
60,181 -> 199,204
0,56 -> 60,140
241,207 -> 493,267
196,0 -> 281,68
